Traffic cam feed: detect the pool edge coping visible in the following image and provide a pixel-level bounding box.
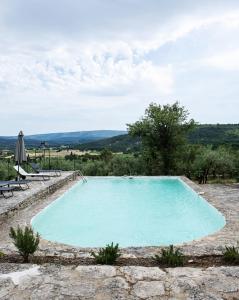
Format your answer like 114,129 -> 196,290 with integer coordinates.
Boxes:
27,176 -> 236,258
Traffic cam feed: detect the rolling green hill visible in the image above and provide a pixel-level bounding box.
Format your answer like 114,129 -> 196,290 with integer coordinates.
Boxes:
1,125 -> 238,151
78,124 -> 239,152
188,124 -> 239,147
78,134 -> 141,152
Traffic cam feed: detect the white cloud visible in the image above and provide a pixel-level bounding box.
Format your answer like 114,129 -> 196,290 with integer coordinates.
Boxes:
203,49 -> 239,70
0,1 -> 239,134
0,42 -> 173,100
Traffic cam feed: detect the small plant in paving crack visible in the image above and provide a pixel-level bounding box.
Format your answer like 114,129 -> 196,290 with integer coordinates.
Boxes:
153,245 -> 184,267
223,245 -> 239,263
9,226 -> 40,263
91,242 -> 121,265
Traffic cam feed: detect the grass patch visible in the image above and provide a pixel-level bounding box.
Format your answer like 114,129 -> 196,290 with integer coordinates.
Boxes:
223,245 -> 239,263
91,242 -> 121,265
153,245 -> 184,267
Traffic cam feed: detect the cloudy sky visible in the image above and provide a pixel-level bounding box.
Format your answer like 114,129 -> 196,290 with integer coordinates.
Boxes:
0,0 -> 239,135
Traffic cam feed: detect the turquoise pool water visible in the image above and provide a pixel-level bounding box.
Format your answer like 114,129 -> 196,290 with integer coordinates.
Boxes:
32,177 -> 225,247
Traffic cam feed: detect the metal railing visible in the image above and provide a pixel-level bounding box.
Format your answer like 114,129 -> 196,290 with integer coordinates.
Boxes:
78,169 -> 87,183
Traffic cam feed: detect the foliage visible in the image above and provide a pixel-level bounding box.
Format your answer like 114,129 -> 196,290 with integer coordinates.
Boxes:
100,149 -> 113,162
192,146 -> 235,183
176,144 -> 201,178
0,159 -> 16,180
77,124 -> 239,154
9,226 -> 40,263
78,134 -> 141,153
128,102 -> 195,175
223,245 -> 239,263
0,251 -> 5,258
91,242 -> 121,265
65,152 -> 78,161
154,245 -> 184,267
188,124 -> 239,148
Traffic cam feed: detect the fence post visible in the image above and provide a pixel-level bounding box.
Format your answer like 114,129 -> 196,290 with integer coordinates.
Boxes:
48,148 -> 51,169
7,158 -> 10,179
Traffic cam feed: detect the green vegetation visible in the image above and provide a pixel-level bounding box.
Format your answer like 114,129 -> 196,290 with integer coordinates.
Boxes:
128,102 -> 195,175
1,143 -> 238,182
0,103 -> 238,182
78,124 -> 239,152
0,251 -> 5,258
78,134 -> 140,152
91,242 -> 121,265
223,245 -> 239,263
154,245 -> 184,267
189,124 -> 239,148
0,159 -> 16,180
9,226 -> 40,263
191,146 -> 235,184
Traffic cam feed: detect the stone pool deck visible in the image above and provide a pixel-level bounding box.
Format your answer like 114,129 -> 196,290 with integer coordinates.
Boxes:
0,263 -> 239,299
0,171 -> 78,222
0,176 -> 238,258
0,176 -> 239,299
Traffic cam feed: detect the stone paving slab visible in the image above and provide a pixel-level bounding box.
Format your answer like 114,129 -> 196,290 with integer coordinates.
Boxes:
0,263 -> 238,299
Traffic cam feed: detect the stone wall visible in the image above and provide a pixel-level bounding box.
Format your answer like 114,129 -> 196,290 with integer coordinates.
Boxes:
0,171 -> 78,223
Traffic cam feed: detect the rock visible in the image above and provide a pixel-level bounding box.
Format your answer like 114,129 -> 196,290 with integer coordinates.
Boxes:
119,266 -> 165,283
102,276 -> 129,290
0,278 -> 15,299
0,264 -> 239,299
132,281 -> 165,298
76,265 -> 117,278
97,277 -> 130,300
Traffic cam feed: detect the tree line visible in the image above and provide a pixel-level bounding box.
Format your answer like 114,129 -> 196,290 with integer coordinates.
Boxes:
0,102 -> 238,183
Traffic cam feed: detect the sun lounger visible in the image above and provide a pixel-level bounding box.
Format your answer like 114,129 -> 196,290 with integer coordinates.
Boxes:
13,166 -> 54,181
0,180 -> 31,190
30,163 -> 61,177
0,186 -> 14,198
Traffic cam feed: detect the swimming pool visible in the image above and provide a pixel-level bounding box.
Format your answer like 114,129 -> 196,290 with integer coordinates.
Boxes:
31,177 -> 225,247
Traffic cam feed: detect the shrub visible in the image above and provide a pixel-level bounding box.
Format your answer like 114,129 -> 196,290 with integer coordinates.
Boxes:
223,245 -> 239,263
154,245 -> 184,267
9,226 -> 40,263
91,242 -> 121,265
0,251 -> 5,258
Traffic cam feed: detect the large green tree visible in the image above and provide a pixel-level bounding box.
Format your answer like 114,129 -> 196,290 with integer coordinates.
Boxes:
128,102 -> 195,175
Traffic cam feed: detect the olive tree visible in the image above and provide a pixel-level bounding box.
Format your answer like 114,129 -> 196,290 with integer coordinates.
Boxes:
192,146 -> 235,183
128,102 -> 195,175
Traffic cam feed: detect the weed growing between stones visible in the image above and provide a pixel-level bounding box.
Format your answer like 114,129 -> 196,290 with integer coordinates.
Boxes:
223,245 -> 239,264
153,245 -> 184,267
9,226 -> 40,263
91,242 -> 121,265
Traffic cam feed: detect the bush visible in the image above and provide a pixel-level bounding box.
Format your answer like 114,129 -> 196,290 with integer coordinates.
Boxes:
0,251 -> 5,258
9,226 -> 40,263
154,245 -> 184,267
0,159 -> 15,180
91,242 -> 121,265
223,245 -> 239,263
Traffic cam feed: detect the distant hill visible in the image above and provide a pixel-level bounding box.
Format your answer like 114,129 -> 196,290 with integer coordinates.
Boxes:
1,125 -> 238,151
188,124 -> 239,147
78,124 -> 239,152
0,137 -> 39,150
27,130 -> 126,145
0,130 -> 126,149
78,134 -> 141,152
